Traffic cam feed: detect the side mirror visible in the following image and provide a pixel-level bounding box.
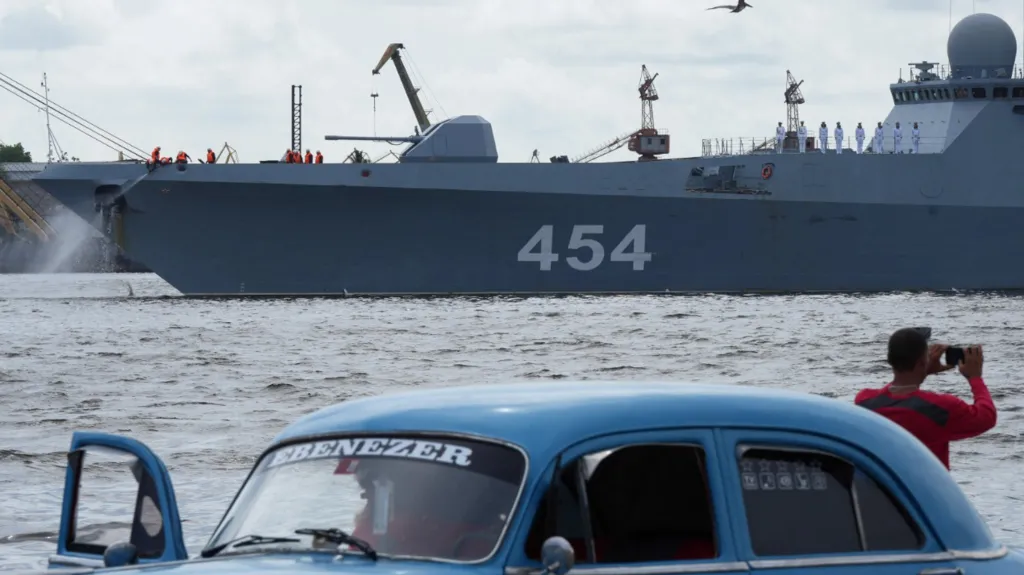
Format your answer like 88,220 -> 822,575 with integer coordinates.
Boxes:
541,536 -> 574,575
103,541 -> 139,568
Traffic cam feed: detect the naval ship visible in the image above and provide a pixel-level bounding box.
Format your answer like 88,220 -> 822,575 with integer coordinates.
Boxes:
31,13 -> 1024,297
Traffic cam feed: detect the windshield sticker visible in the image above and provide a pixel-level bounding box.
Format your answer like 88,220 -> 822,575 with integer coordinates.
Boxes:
372,478 -> 393,535
265,437 -> 474,470
740,458 -> 828,491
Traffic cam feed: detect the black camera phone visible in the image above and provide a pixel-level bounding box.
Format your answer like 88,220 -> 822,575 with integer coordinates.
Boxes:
945,346 -> 965,367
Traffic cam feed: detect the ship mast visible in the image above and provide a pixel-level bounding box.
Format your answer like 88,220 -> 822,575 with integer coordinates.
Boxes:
291,84 -> 302,153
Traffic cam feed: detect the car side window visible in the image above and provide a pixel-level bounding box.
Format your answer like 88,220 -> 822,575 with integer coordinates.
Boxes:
737,446 -> 924,557
525,443 -> 717,564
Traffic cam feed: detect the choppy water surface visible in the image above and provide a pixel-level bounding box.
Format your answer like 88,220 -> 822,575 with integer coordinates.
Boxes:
2,273 -> 1023,570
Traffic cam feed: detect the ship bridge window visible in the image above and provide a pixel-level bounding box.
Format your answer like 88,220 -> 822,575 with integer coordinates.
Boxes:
954,87 -> 967,99
943,88 -> 951,99
994,87 -> 1008,98
972,87 -> 986,98
913,90 -> 921,101
891,90 -> 899,103
1013,87 -> 1024,98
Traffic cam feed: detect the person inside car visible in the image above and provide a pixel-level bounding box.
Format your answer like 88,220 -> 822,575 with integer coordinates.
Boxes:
345,457 -> 506,560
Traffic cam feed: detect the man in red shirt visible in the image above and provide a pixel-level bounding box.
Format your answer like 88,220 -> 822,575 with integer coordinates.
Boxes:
855,327 -> 996,469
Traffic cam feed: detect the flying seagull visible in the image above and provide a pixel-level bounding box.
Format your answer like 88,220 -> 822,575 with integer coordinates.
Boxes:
707,0 -> 752,13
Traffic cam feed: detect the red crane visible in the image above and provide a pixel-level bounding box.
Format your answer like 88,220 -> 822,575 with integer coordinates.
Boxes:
628,65 -> 670,161
569,64 -> 671,163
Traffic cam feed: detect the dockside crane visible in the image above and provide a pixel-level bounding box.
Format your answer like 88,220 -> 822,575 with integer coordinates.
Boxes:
627,64 -> 670,161
569,64 -> 670,163
784,70 -> 805,135
372,43 -> 432,135
750,68 -> 807,153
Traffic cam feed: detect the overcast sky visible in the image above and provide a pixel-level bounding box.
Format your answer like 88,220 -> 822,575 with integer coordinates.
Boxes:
1,0 -> 1023,164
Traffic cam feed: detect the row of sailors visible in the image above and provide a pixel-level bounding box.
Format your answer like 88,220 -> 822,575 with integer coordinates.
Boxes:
146,147 -> 328,165
284,149 -> 324,164
775,121 -> 922,154
149,146 -> 221,165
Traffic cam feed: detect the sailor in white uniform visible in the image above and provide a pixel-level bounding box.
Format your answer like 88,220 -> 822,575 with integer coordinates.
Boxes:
855,122 -> 865,154
818,122 -> 828,154
893,121 -> 903,154
874,122 -> 884,153
911,122 -> 921,154
775,122 -> 785,152
834,122 -> 844,154
797,121 -> 807,153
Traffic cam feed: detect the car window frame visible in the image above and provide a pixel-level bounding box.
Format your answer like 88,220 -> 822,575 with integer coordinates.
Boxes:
504,427 -> 748,574
204,430 -> 531,565
715,429 -> 944,567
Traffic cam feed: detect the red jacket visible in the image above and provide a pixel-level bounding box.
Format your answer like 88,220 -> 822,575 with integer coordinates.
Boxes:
855,377 -> 997,469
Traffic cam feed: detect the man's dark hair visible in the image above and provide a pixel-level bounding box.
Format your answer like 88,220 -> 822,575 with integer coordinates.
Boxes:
887,328 -> 929,372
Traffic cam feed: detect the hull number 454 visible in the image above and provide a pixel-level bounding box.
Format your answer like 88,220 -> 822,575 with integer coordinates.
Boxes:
518,225 -> 652,271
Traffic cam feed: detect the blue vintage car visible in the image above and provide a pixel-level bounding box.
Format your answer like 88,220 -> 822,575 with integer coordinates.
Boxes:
43,381 -> 1021,575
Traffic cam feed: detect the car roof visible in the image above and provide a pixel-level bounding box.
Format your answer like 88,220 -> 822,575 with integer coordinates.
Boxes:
271,381 -> 996,552
274,381 -> 896,447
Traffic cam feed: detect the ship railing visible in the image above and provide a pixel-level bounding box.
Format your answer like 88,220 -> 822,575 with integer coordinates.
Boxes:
700,135 -> 948,157
701,137 -> 777,157
905,62 -> 1024,82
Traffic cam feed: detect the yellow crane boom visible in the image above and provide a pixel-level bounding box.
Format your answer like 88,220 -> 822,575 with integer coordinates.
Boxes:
372,43 -> 431,134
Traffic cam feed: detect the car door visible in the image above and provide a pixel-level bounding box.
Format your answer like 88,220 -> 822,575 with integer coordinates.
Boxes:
504,428 -> 750,575
715,429 -> 963,575
49,431 -> 188,569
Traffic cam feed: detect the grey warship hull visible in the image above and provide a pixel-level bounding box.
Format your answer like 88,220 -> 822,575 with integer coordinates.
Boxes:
30,151 -> 1024,296
29,14 -> 1024,297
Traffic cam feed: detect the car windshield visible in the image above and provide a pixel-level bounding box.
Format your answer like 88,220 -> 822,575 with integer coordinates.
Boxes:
207,434 -> 528,562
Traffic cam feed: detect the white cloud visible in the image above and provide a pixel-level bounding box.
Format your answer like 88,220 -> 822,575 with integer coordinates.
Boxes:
0,0 -> 1022,163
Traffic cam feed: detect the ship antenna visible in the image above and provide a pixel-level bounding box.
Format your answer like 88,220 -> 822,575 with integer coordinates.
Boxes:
42,72 -> 55,164
371,91 -> 379,138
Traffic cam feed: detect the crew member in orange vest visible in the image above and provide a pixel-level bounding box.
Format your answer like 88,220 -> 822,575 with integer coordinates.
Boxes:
315,151 -> 323,164
304,149 -> 313,164
206,148 -> 216,164
151,146 -> 161,164
175,151 -> 190,164
284,150 -> 295,163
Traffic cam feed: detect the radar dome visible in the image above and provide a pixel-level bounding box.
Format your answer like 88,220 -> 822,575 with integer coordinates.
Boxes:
947,13 -> 1018,79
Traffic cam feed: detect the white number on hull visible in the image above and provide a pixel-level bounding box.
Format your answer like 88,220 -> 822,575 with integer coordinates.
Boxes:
517,225 -> 651,271
610,224 -> 652,271
567,225 -> 605,271
518,225 -> 559,271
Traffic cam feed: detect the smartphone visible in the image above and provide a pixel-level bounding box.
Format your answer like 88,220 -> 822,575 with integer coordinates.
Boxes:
945,346 -> 965,367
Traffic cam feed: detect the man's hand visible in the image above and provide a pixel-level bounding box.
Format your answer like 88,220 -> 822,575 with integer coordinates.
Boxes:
927,344 -> 957,375
958,345 -> 984,379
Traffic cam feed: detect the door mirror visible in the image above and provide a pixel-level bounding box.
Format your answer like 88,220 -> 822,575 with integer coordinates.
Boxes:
103,541 -> 139,568
541,536 -> 575,575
